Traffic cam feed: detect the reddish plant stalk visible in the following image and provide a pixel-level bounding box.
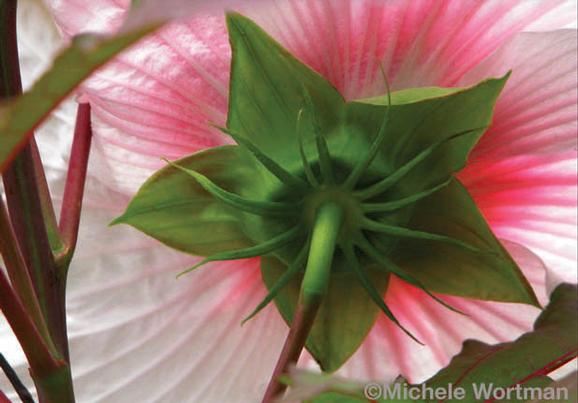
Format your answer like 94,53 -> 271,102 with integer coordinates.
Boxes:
0,268 -> 72,401
0,0 -> 68,358
1,1 -> 76,401
262,203 -> 343,402
0,390 -> 11,403
57,102 -> 93,267
261,296 -> 322,403
0,198 -> 56,352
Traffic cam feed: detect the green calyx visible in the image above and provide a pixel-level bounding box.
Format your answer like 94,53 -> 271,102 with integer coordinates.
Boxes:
114,12 -> 540,372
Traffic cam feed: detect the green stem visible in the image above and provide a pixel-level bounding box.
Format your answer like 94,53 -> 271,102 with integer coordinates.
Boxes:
261,202 -> 343,402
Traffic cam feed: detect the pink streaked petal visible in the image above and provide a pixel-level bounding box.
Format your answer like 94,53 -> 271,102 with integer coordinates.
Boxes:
246,0 -> 571,98
46,0 -> 572,193
334,240 -> 547,383
460,152 -> 577,290
461,30 -> 577,158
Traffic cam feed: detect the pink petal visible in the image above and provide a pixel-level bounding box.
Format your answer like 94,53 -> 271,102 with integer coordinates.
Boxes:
46,0 -> 130,37
41,1 -> 573,193
460,30 -> 577,157
334,240 -> 548,383
6,1 -> 573,400
458,29 -> 578,288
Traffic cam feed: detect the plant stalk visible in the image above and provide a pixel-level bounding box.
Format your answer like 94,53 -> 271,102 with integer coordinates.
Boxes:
56,102 -> 92,268
0,1 -> 75,401
261,202 -> 343,402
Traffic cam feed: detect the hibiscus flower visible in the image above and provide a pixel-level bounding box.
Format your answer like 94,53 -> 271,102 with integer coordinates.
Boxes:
2,0 -> 576,402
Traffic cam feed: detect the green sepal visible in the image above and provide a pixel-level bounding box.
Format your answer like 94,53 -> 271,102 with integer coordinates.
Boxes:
113,146 -> 256,256
383,179 -> 539,305
226,12 -> 345,173
345,74 -> 508,197
262,256 -> 390,372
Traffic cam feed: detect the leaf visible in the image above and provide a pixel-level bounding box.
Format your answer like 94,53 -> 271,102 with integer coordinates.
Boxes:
531,372 -> 578,403
226,12 -> 346,172
261,256 -> 390,372
113,146 -> 256,256
425,283 -> 577,402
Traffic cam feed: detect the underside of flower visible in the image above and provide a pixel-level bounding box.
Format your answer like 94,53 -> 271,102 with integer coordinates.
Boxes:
168,85 -> 489,342
114,12 -> 539,372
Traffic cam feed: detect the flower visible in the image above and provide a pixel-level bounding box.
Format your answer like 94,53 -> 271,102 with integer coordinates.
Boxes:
3,0 -> 577,401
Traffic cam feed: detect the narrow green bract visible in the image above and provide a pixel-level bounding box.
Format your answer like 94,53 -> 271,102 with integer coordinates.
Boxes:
115,12 -> 539,372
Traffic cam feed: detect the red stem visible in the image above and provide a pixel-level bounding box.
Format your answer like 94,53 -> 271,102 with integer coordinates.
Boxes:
0,198 -> 56,352
0,269 -> 62,378
1,2 -> 75,401
261,296 -> 322,402
0,390 -> 11,403
0,0 -> 68,360
57,102 -> 92,265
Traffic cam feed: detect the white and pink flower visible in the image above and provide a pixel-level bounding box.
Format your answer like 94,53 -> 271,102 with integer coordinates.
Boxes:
2,0 -> 576,401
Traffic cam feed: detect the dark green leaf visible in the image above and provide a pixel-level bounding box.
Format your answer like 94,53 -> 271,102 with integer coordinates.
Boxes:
226,12 -> 345,172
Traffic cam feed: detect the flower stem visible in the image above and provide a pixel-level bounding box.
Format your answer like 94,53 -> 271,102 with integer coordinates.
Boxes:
261,202 -> 343,402
56,102 -> 93,269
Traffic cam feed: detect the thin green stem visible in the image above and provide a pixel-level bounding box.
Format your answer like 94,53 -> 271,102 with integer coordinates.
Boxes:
261,202 -> 343,402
